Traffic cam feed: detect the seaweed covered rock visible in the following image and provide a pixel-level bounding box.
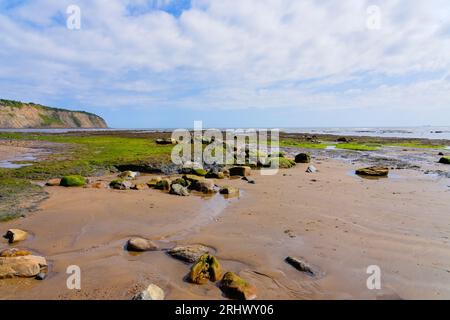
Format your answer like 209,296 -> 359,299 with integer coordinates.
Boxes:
170,184 -> 190,196
167,244 -> 211,263
0,248 -> 32,257
3,229 -> 28,243
265,157 -> 296,169
60,175 -> 87,187
171,178 -> 190,188
219,272 -> 257,300
229,166 -> 251,177
355,166 -> 389,177
126,238 -> 158,252
193,168 -> 208,176
439,156 -> 450,164
109,179 -> 133,190
147,176 -> 162,188
188,254 -> 222,284
133,284 -> 165,300
205,168 -> 225,179
295,153 -> 311,163
154,178 -> 171,191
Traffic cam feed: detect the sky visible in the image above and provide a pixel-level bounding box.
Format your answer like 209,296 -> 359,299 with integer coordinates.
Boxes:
0,0 -> 449,128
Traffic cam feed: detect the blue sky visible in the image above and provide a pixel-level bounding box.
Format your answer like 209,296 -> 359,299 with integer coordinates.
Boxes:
1,0 -> 450,128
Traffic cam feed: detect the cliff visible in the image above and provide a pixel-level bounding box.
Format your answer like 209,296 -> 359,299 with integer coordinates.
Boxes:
0,99 -> 107,129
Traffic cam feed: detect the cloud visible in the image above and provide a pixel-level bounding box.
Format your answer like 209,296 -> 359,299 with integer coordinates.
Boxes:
0,0 -> 449,122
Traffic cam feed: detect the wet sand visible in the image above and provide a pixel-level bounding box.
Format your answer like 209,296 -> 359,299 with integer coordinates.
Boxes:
1,158 -> 450,300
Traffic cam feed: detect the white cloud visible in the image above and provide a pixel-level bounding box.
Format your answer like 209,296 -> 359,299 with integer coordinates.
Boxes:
0,0 -> 449,117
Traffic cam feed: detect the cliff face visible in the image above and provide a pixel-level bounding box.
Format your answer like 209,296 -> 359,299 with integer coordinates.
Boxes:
0,99 -> 107,129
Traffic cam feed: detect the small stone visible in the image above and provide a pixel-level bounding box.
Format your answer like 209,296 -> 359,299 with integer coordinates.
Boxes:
131,183 -> 147,190
118,171 -> 138,180
306,165 -> 317,173
91,182 -> 106,189
45,178 -> 61,186
219,186 -> 240,197
35,272 -> 47,280
133,284 -> 165,300
126,238 -> 158,252
285,256 -> 317,277
229,166 -> 251,177
355,166 -> 389,176
170,184 -> 190,196
188,254 -> 222,284
3,229 -> 28,243
109,180 -> 133,190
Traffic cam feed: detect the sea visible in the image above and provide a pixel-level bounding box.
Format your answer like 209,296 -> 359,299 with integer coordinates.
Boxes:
1,126 -> 450,140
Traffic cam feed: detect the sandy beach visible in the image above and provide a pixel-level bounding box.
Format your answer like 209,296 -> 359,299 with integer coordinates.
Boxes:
1,153 -> 449,300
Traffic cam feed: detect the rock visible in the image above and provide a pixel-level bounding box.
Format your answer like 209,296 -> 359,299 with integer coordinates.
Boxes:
0,255 -> 47,279
60,175 -> 87,187
0,248 -> 32,257
285,256 -> 317,277
265,157 -> 296,169
35,272 -> 47,280
109,179 -> 133,190
355,166 -> 389,176
154,178 -> 171,191
188,254 -> 222,284
438,152 -> 444,156
183,174 -> 205,184
126,237 -> 158,252
171,178 -> 190,187
219,186 -> 240,197
306,165 -> 317,173
439,157 -> 450,164
133,284 -> 165,300
192,180 -> 217,194
337,137 -> 351,142
229,166 -> 251,177
155,138 -> 175,145
205,169 -> 225,179
219,272 -> 257,300
295,153 -> 311,163
131,183 -> 147,190
193,168 -> 208,176
170,184 -> 190,196
118,171 -> 138,180
91,182 -> 106,189
45,178 -> 61,186
147,176 -> 162,188
167,244 -> 211,263
3,229 -> 28,243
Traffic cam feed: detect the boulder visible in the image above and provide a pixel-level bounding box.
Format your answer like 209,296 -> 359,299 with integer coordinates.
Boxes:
0,255 -> 47,279
306,165 -> 317,173
133,284 -> 165,300
118,171 -> 138,180
190,179 -> 217,194
295,153 -> 311,163
167,244 -> 211,263
126,238 -> 158,252
147,176 -> 162,188
45,178 -> 61,186
171,178 -> 190,187
131,183 -> 147,190
219,272 -> 257,300
183,174 -> 205,183
60,175 -> 87,187
219,186 -> 240,197
170,184 -> 190,196
205,169 -> 225,179
229,166 -> 251,177
188,254 -> 222,284
109,179 -> 133,190
439,157 -> 450,164
355,166 -> 389,177
154,178 -> 171,191
3,229 -> 28,243
285,256 -> 317,277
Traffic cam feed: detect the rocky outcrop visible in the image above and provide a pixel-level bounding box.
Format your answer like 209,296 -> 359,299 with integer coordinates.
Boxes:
0,99 -> 107,128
